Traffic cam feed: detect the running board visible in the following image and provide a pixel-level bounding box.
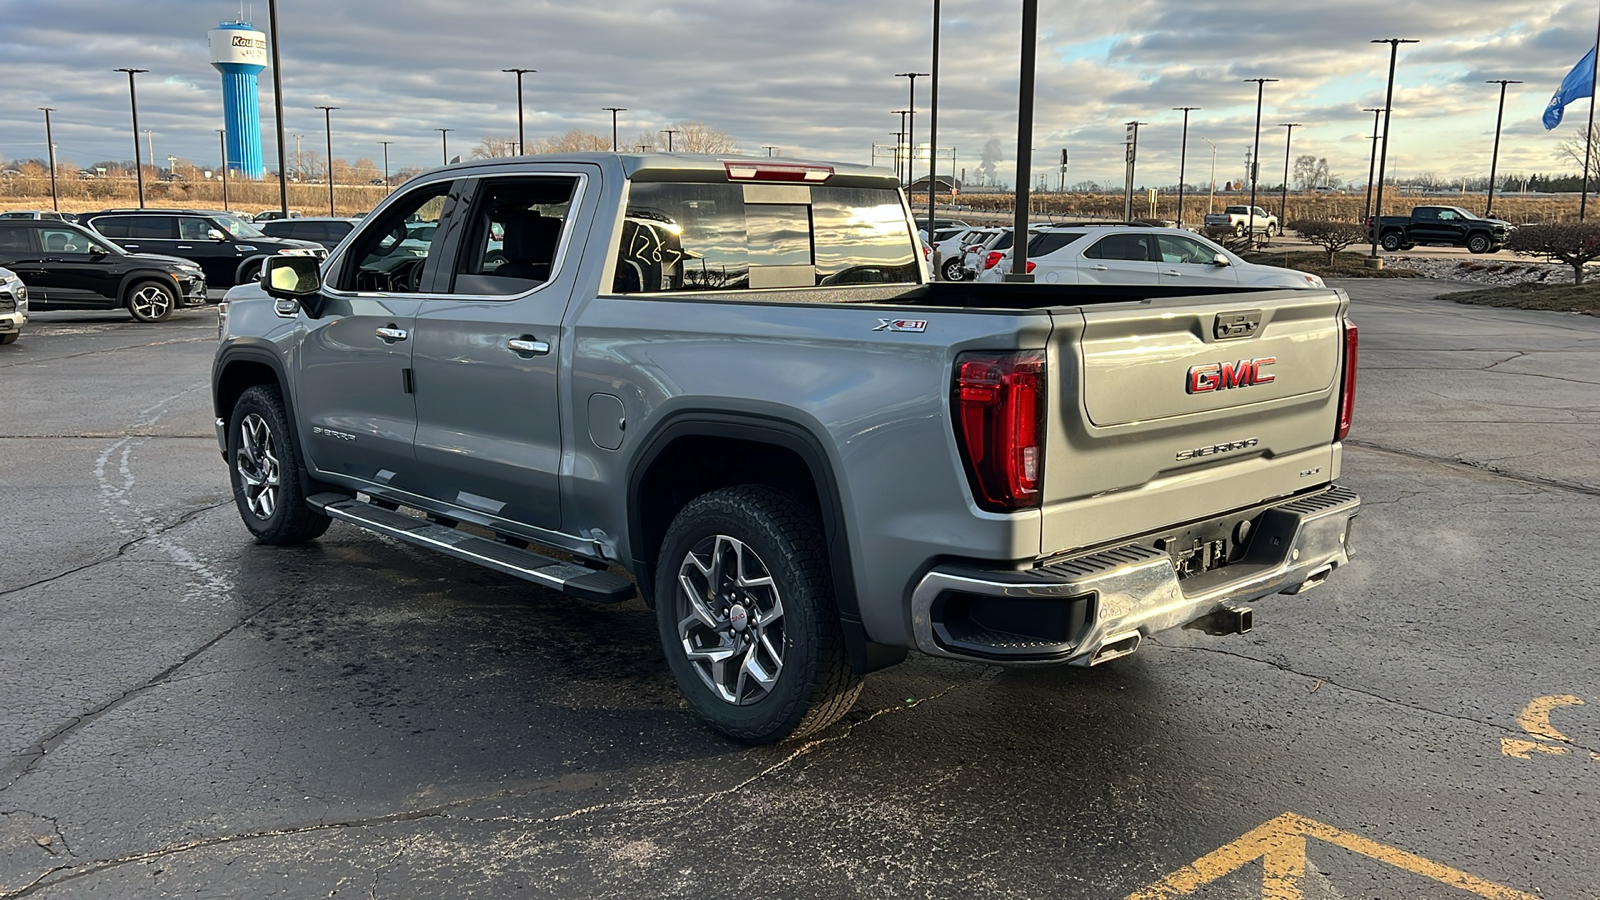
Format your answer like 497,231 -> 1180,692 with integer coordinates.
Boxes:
307,493 -> 636,604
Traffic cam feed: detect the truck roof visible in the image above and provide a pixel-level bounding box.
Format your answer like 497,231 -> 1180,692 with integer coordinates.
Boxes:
423,152 -> 901,187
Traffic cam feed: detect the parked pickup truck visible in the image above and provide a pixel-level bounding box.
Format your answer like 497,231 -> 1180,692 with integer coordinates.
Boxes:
213,153 -> 1361,743
1367,205 -> 1511,254
1204,205 -> 1279,237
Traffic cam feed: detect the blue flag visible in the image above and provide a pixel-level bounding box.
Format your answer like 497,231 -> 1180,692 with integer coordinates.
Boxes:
1545,46 -> 1597,130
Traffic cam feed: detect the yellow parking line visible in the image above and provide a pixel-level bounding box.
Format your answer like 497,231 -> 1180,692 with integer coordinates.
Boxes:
1516,695 -> 1584,742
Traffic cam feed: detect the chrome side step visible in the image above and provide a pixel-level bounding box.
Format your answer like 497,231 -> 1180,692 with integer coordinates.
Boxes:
307,493 -> 636,604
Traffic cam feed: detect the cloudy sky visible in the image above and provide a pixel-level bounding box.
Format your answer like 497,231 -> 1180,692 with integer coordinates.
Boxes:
0,0 -> 1595,188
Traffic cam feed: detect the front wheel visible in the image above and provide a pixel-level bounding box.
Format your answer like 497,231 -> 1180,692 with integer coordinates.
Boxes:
1266,223 -> 1278,238
1380,232 -> 1402,252
126,280 -> 175,322
227,385 -> 331,544
656,486 -> 862,744
0,332 -> 17,345
1466,234 -> 1491,254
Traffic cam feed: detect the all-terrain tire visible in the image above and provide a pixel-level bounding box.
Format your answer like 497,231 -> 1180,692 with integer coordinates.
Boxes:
227,384 -> 332,545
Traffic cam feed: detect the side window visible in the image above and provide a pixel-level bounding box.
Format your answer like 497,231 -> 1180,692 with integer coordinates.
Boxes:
39,228 -> 89,254
178,218 -> 215,241
1414,208 -> 1438,221
1436,210 -> 1458,222
91,218 -> 130,238
1028,231 -> 1083,258
1157,235 -> 1217,265
0,227 -> 32,252
335,183 -> 451,293
448,176 -> 578,296
105,216 -> 176,239
1085,233 -> 1155,261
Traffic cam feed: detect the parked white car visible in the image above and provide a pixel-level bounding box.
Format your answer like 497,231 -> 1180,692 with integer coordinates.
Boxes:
0,266 -> 28,345
979,225 -> 1325,289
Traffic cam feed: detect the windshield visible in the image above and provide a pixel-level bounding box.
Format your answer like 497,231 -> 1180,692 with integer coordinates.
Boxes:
214,214 -> 265,239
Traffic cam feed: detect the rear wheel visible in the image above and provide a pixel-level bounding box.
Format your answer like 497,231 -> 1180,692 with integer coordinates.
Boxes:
125,280 -> 175,322
941,257 -> 966,282
655,486 -> 862,744
1380,232 -> 1402,252
227,385 -> 331,544
1466,233 -> 1491,254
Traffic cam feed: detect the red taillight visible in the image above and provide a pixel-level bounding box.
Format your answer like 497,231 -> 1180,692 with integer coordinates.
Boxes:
1025,261 -> 1037,274
953,350 -> 1046,511
1335,322 -> 1358,440
985,251 -> 1004,270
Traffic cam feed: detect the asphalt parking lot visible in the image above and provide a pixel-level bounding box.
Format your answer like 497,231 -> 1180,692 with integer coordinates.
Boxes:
1,283 -> 1596,899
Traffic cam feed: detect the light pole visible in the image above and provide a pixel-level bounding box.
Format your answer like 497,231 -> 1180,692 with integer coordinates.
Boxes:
927,0 -> 942,235
1585,5 -> 1600,219
316,105 -> 338,216
761,145 -> 778,157
1199,137 -> 1218,215
378,140 -> 392,187
661,129 -> 680,152
1007,0 -> 1037,283
1277,122 -> 1301,227
602,108 -> 626,151
1362,107 -> 1382,223
1370,39 -> 1418,257
892,110 -> 910,183
1484,80 -> 1521,217
267,0 -> 289,216
1243,77 -> 1279,241
895,71 -> 929,195
218,129 -> 229,211
437,127 -> 453,165
502,67 -> 535,155
39,107 -> 58,212
1173,106 -> 1199,226
115,68 -> 148,208
1123,121 -> 1148,222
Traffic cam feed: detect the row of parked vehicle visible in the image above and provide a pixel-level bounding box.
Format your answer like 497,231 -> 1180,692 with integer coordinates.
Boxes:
0,208 -> 366,339
925,220 -> 1324,290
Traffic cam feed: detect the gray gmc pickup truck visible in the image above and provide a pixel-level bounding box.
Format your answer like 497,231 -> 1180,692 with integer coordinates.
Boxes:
213,153 -> 1360,743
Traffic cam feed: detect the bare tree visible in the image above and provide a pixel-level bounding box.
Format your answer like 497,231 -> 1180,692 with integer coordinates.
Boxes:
1291,219 -> 1367,264
673,121 -> 738,154
531,129 -> 611,153
1556,123 -> 1600,183
470,136 -> 519,159
1506,222 -> 1600,284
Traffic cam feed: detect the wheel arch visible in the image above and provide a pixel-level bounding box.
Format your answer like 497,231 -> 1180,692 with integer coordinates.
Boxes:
214,343 -> 335,500
117,271 -> 179,307
627,410 -> 904,676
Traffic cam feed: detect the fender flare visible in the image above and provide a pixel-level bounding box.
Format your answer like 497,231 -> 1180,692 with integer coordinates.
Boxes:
116,270 -> 181,308
214,342 -> 335,501
626,409 -> 905,675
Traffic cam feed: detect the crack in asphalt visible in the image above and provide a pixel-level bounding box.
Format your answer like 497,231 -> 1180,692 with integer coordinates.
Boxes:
0,674 -> 989,898
0,809 -> 74,861
0,335 -> 215,371
1144,640 -> 1600,757
1346,439 -> 1600,497
0,500 -> 231,603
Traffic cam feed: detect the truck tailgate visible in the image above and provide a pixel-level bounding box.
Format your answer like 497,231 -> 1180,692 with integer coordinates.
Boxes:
1040,288 -> 1348,556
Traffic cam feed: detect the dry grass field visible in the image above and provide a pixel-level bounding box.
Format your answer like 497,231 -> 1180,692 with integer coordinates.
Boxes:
0,175 -> 392,218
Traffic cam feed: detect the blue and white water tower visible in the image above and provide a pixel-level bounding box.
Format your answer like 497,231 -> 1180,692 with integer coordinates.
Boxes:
208,22 -> 268,179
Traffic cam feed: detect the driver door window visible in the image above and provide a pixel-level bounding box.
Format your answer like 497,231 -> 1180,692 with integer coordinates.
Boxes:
335,183 -> 451,293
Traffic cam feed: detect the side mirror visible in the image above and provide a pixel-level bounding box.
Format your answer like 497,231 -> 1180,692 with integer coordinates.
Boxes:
262,255 -> 323,308
1212,253 -> 1232,267
88,245 -> 109,258
207,228 -> 228,242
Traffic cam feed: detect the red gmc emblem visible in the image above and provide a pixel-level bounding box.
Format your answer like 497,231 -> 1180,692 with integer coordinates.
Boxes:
1187,357 -> 1276,394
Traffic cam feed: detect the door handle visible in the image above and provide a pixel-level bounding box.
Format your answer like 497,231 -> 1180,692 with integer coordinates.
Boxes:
123,244 -> 140,249
1089,265 -> 1109,271
176,245 -> 193,250
1163,270 -> 1182,276
507,337 -> 550,355
375,326 -> 409,342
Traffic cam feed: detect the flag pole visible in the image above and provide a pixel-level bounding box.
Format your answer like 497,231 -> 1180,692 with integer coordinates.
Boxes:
1583,3 -> 1600,221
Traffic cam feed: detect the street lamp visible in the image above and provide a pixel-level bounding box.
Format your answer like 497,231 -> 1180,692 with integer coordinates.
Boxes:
1369,39 -> 1418,256
892,110 -> 911,183
1199,137 -> 1218,215
1243,77 -> 1279,240
895,71 -> 929,194
1173,106 -> 1199,227
1362,107 -> 1383,223
661,128 -> 680,152
316,105 -> 338,216
602,108 -> 626,151
761,145 -> 778,157
218,129 -> 229,211
114,67 -> 148,208
502,67 -> 535,155
378,140 -> 392,188
927,0 -> 943,237
1484,80 -> 1521,217
38,107 -> 58,212
437,127 -> 453,165
1123,121 -> 1148,222
1007,0 -> 1038,283
1277,122 -> 1301,227
267,0 -> 289,216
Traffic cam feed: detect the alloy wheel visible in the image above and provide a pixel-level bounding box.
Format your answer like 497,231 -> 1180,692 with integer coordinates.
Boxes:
675,534 -> 786,706
236,413 -> 281,519
130,284 -> 172,320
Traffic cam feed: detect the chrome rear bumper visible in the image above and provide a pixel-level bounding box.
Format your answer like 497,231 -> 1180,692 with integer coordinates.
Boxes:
909,486 -> 1359,666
